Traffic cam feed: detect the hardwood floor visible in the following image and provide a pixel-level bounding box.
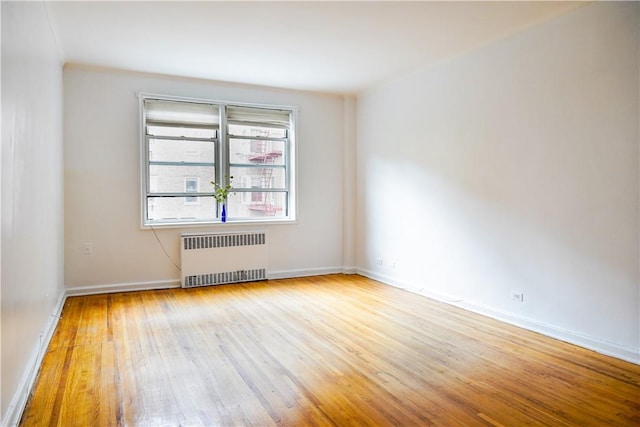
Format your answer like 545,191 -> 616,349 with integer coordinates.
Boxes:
20,275 -> 640,426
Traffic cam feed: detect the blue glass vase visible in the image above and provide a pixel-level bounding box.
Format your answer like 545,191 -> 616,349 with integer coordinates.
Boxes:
221,203 -> 227,223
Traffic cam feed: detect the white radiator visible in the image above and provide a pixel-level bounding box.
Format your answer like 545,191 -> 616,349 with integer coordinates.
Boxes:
180,231 -> 268,288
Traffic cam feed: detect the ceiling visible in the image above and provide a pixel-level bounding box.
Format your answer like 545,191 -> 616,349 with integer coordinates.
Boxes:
46,1 -> 586,94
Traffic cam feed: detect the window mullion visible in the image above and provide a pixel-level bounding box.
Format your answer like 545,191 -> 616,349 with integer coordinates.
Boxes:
149,161 -> 216,167
146,134 -> 215,143
218,107 -> 229,218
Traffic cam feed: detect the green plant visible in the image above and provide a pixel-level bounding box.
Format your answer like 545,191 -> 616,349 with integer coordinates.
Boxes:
211,176 -> 235,204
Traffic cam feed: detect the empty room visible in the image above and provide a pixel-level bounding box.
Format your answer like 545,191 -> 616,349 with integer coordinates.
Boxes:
2,1 -> 639,426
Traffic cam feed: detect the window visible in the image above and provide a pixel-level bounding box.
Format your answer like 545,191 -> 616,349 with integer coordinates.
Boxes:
141,95 -> 296,226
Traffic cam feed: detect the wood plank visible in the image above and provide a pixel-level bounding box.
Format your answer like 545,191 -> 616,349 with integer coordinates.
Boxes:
20,275 -> 640,426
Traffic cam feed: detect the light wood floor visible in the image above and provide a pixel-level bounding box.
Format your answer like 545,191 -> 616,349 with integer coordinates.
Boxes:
21,275 -> 640,426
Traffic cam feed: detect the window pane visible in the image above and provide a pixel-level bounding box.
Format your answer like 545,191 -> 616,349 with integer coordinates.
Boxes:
229,138 -> 285,165
228,124 -> 287,139
227,192 -> 287,218
149,165 -> 214,193
149,139 -> 215,163
147,125 -> 216,139
230,166 -> 286,189
147,196 -> 216,221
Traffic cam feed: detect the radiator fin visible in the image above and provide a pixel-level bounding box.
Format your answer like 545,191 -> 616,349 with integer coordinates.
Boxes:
183,268 -> 267,288
183,232 -> 265,250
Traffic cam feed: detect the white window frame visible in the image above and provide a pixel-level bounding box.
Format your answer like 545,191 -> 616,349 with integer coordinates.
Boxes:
139,93 -> 297,228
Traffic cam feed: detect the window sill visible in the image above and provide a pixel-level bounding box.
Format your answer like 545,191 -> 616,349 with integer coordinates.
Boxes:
141,217 -> 297,230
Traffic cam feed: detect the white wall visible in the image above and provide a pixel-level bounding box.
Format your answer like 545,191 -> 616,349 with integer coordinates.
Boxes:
1,1 -> 65,424
342,96 -> 357,272
357,2 -> 639,362
64,66 -> 346,291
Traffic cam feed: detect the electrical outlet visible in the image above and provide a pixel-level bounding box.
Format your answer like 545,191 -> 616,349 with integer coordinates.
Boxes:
376,258 -> 383,266
82,243 -> 93,255
511,290 -> 524,303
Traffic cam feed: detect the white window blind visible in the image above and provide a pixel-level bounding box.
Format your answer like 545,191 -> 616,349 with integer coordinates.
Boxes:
226,106 -> 291,128
145,99 -> 219,127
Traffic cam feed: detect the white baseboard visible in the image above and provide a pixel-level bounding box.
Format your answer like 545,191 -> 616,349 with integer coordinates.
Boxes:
341,266 -> 358,275
65,270 -> 355,297
357,268 -> 640,365
456,298 -> 640,364
65,279 -> 181,297
2,290 -> 66,427
268,267 -> 344,280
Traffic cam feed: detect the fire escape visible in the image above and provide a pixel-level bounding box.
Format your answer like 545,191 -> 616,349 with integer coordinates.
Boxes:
246,138 -> 282,215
